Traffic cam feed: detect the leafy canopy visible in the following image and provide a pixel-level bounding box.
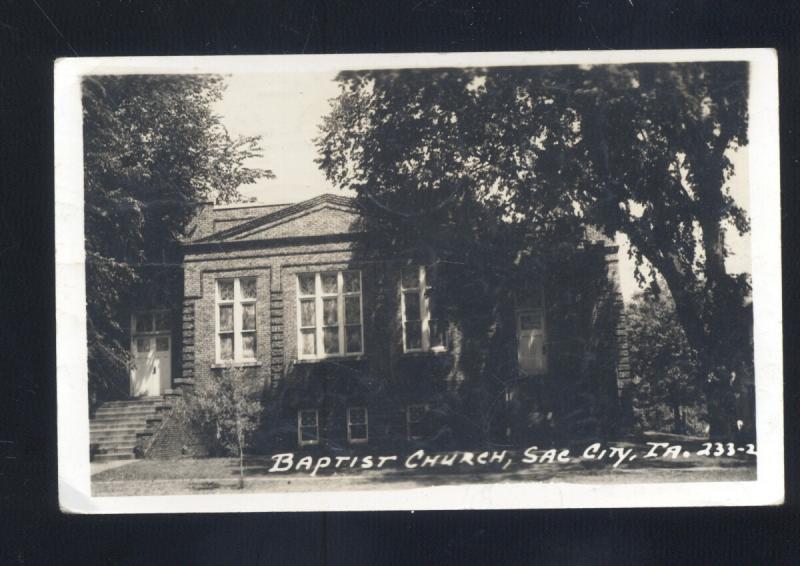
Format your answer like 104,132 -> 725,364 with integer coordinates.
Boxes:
316,63 -> 751,434
83,74 -> 272,396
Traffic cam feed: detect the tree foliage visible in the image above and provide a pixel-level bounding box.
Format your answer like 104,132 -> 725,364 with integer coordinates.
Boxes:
627,292 -> 704,435
182,365 -> 263,488
316,63 -> 752,436
83,74 -> 272,398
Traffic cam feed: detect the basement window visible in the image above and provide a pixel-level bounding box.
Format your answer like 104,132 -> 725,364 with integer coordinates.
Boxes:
347,407 -> 368,444
297,409 -> 320,446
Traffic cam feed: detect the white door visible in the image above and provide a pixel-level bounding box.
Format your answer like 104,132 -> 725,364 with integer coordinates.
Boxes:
131,335 -> 171,397
517,308 -> 547,375
130,312 -> 171,397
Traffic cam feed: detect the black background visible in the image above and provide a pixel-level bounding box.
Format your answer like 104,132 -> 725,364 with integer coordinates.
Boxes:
1,1 -> 798,564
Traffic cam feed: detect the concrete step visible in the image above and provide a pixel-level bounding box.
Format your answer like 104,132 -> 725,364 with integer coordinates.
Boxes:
93,452 -> 136,462
90,395 -> 172,462
98,399 -> 160,408
92,434 -> 152,446
89,419 -> 147,432
90,424 -> 147,433
93,443 -> 137,453
90,431 -> 139,442
91,432 -> 143,444
89,419 -> 156,433
91,411 -> 161,421
90,417 -> 152,427
94,405 -> 160,418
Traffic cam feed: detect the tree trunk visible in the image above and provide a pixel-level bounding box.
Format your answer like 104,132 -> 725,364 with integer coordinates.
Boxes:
671,402 -> 685,436
237,418 -> 244,490
700,362 -> 740,440
648,247 -> 742,441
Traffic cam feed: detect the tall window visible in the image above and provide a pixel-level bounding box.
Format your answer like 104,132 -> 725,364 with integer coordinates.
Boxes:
347,407 -> 368,443
401,265 -> 446,353
298,409 -> 319,446
216,278 -> 257,362
516,289 -> 547,375
297,271 -> 363,359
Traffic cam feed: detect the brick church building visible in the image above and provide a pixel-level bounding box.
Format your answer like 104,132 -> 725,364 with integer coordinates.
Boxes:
91,193 -> 631,461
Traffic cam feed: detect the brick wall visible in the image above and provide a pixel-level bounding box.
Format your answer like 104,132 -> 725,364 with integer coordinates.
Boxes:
213,203 -> 290,233
160,200 -> 630,457
144,398 -> 209,459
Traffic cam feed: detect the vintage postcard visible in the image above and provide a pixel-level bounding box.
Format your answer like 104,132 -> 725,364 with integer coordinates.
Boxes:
55,50 -> 783,513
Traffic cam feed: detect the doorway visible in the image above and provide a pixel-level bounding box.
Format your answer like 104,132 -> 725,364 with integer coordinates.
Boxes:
130,310 -> 172,397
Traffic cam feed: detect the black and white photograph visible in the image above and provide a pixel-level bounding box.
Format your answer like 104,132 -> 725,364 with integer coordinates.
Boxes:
54,50 -> 782,512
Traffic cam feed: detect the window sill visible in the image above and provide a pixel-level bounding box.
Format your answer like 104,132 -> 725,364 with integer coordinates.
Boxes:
295,355 -> 368,365
211,361 -> 263,369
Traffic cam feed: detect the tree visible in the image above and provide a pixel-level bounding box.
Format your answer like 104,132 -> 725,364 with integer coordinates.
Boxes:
316,63 -> 752,438
627,292 -> 703,435
83,75 -> 272,400
182,365 -> 263,488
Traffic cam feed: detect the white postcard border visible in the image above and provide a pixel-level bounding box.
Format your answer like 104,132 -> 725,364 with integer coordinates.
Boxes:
56,48 -> 783,513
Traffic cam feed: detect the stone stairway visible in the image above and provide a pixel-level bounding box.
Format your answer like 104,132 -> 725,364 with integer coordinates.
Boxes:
90,397 -> 171,462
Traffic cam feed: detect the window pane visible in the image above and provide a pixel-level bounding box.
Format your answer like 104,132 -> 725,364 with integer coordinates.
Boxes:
242,333 -> 256,358
136,338 -> 150,353
300,329 -> 316,356
401,266 -> 419,289
429,319 -> 446,349
322,298 -> 338,325
346,326 -> 362,353
218,280 -> 234,301
154,311 -> 170,331
403,292 -> 420,321
321,273 -> 338,294
300,410 -> 317,426
405,322 -> 422,350
241,278 -> 257,299
300,428 -> 318,442
298,274 -> 316,296
323,327 -> 339,354
135,314 -> 153,333
242,304 -> 256,330
300,299 -> 315,327
350,424 -> 367,440
156,336 -> 169,351
343,271 -> 360,293
219,305 -> 234,331
349,408 -> 366,425
344,296 -> 361,324
220,335 -> 233,360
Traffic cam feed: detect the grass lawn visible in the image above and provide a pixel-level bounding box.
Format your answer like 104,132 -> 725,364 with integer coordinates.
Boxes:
91,432 -> 756,496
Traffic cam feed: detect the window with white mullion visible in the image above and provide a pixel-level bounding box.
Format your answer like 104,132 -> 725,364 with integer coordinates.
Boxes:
319,272 -> 340,355
217,280 -> 236,361
342,271 -> 363,354
401,265 -> 446,353
347,407 -> 368,443
297,270 -> 363,359
298,409 -> 319,446
216,278 -> 257,363
401,266 -> 423,351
